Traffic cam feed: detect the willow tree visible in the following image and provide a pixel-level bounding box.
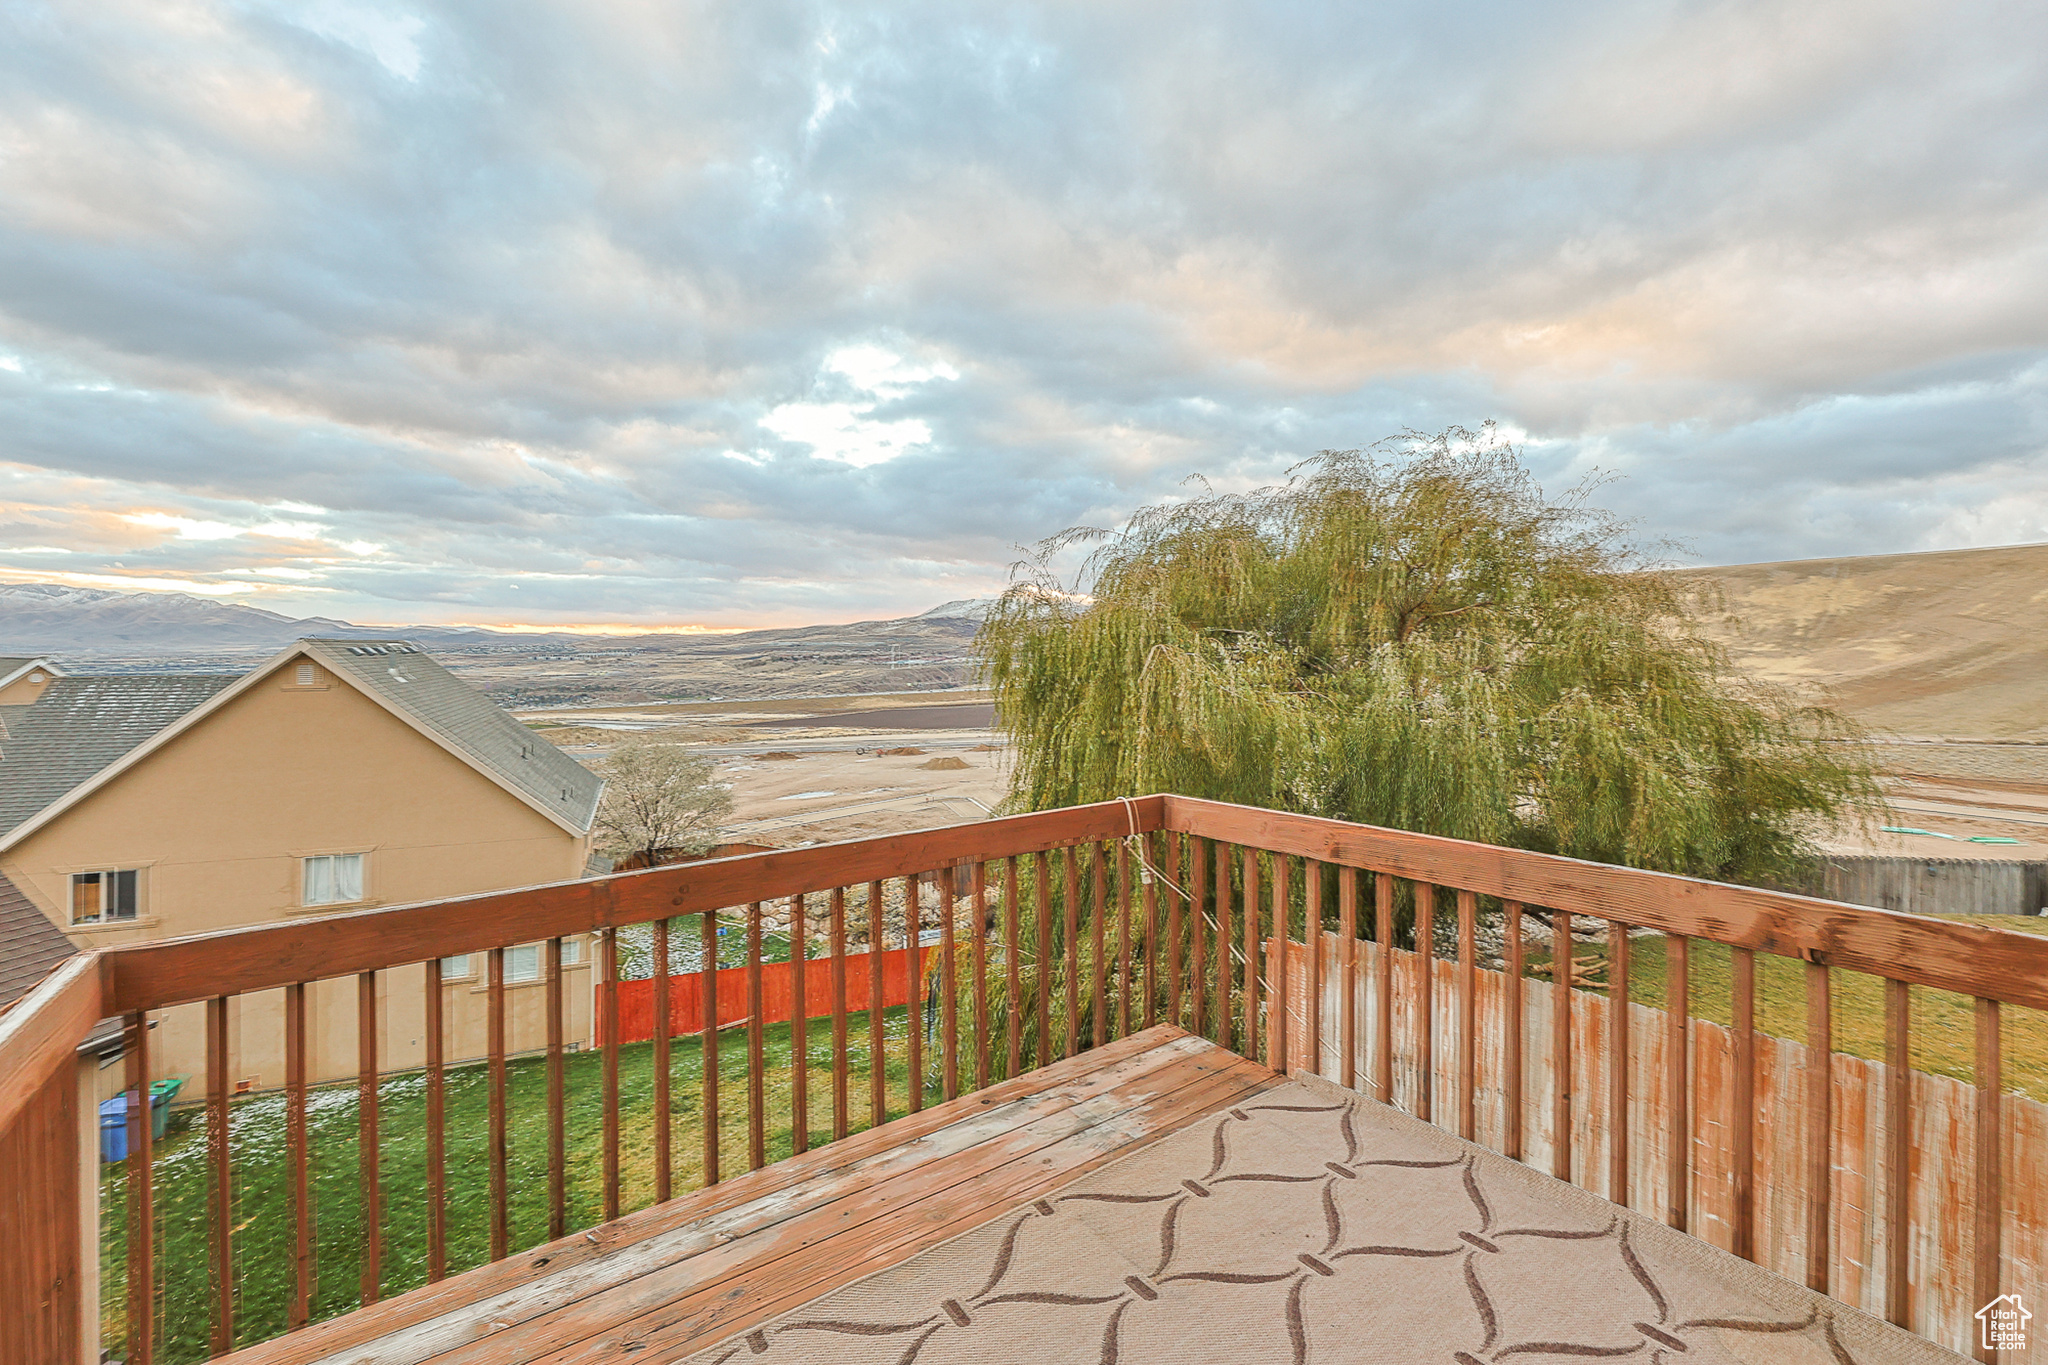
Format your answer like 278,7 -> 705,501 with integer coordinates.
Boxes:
976,425 -> 1876,885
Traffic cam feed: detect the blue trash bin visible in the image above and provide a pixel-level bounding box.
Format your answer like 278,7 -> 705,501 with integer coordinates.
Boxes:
99,1094 -> 129,1163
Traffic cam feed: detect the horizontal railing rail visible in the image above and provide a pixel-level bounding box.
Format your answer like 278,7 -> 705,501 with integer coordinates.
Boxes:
3,792 -> 2045,1364
100,797 -> 1168,1015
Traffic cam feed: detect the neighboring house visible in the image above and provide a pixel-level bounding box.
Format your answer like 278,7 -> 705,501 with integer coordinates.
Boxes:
0,639 -> 605,1091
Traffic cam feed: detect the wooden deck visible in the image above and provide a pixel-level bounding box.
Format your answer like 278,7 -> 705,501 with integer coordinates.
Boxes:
223,1026 -> 1279,1365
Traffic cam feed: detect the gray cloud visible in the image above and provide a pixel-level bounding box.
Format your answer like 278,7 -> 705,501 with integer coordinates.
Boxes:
0,0 -> 2044,626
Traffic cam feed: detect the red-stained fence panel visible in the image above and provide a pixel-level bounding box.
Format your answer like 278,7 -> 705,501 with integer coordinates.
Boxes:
616,946 -> 935,1042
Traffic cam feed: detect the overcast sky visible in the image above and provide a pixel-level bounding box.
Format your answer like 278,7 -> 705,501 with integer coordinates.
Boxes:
2,1 -> 2044,628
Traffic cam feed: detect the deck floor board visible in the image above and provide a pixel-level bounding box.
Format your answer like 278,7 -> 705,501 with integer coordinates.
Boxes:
226,1026 -> 1276,1365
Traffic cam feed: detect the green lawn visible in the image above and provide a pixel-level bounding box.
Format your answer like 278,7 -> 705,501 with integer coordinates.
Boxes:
1530,914 -> 2048,1101
104,1008 -> 928,1363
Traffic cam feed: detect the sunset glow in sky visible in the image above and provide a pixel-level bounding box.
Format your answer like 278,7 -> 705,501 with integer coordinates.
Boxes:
2,2 -> 2045,628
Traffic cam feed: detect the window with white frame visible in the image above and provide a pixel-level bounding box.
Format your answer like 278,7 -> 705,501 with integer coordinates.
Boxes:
302,853 -> 365,907
441,938 -> 582,983
71,869 -> 139,923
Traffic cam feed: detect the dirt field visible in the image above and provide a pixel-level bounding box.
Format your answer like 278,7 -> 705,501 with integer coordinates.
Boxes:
1685,541 -> 2048,740
520,693 -> 1010,846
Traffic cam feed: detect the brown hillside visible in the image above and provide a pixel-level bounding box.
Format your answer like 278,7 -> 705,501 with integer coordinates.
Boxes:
1681,542 -> 2048,740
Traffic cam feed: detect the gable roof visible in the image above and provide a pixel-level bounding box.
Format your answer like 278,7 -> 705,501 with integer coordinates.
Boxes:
0,657 -> 63,689
0,640 -> 601,851
0,674 -> 240,838
298,639 -> 602,834
0,868 -> 78,1008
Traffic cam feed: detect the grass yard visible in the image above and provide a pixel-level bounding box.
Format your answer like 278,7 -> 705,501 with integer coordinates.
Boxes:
1529,914 -> 2048,1101
103,1007 -> 928,1363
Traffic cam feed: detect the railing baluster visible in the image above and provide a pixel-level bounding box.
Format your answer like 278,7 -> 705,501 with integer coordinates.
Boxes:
1374,872 -> 1394,1106
546,937 -> 566,1236
358,970 -> 381,1304
972,861 -> 990,1090
1269,854 -> 1290,1073
1305,860 -> 1322,1077
1415,883 -> 1433,1122
939,874 -> 958,1099
285,984 -> 311,1329
1339,866 -> 1358,1090
425,959 -> 446,1281
1117,841 -> 1134,1039
869,881 -> 886,1127
1975,996 -> 2002,1362
125,1008 -> 154,1365
488,947 -> 508,1260
702,912 -> 721,1186
1216,841 -> 1233,1052
1162,834 -> 1181,1033
792,893 -> 810,1151
1607,920 -> 1629,1208
906,875 -> 924,1110
601,925 -> 621,1220
1090,845 -> 1108,1050
1242,847 -> 1262,1062
208,993 -> 233,1356
1552,910 -> 1572,1183
1805,959 -> 1831,1293
1731,946 -> 1756,1262
1004,858 -> 1023,1079
652,921 -> 671,1203
1504,901 -> 1523,1161
1142,836 -> 1162,1031
1885,977 -> 1911,1329
1458,892 -> 1477,1142
831,887 -> 850,1142
1188,837 -> 1206,1039
747,901 -> 766,1170
1063,847 -> 1081,1059
1035,851 -> 1052,1067
1666,934 -> 1689,1231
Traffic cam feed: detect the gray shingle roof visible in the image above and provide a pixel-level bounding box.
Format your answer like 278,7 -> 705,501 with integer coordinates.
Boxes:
301,639 -> 602,833
0,868 -> 76,1007
0,674 -> 239,838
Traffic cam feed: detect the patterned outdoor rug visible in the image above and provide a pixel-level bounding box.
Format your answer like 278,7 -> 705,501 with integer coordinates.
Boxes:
686,1073 -> 1962,1364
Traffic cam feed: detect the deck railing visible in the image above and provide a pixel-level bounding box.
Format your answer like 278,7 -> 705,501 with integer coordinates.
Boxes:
2,794 -> 2044,1363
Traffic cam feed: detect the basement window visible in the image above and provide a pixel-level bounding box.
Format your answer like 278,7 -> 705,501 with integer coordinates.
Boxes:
302,852 -> 365,907
71,869 -> 139,923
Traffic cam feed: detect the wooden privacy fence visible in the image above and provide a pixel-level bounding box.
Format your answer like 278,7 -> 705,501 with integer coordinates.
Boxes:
1270,934 -> 2048,1359
1817,856 -> 2048,918
613,946 -> 936,1042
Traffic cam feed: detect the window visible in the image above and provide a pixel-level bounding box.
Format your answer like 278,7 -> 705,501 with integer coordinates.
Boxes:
302,853 -> 365,907
71,869 -> 138,923
442,938 -> 583,984
295,663 -> 317,686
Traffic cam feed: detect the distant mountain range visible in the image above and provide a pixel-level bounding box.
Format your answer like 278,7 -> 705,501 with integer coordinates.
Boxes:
0,583 -> 996,705
0,582 -> 518,654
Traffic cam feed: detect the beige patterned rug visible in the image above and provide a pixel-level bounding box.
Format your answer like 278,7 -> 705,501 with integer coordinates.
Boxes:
686,1073 -> 1962,1364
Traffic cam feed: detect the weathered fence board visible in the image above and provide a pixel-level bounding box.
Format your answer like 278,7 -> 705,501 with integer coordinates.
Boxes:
1274,932 -> 2048,1360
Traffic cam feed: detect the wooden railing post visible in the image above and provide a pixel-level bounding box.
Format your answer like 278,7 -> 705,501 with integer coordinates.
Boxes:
0,956 -> 101,1365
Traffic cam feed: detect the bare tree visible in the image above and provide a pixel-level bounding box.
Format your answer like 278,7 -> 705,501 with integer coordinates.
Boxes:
591,741 -> 733,867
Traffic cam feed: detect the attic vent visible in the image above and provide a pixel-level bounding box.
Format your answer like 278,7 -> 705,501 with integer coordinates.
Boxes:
296,664 -> 316,686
